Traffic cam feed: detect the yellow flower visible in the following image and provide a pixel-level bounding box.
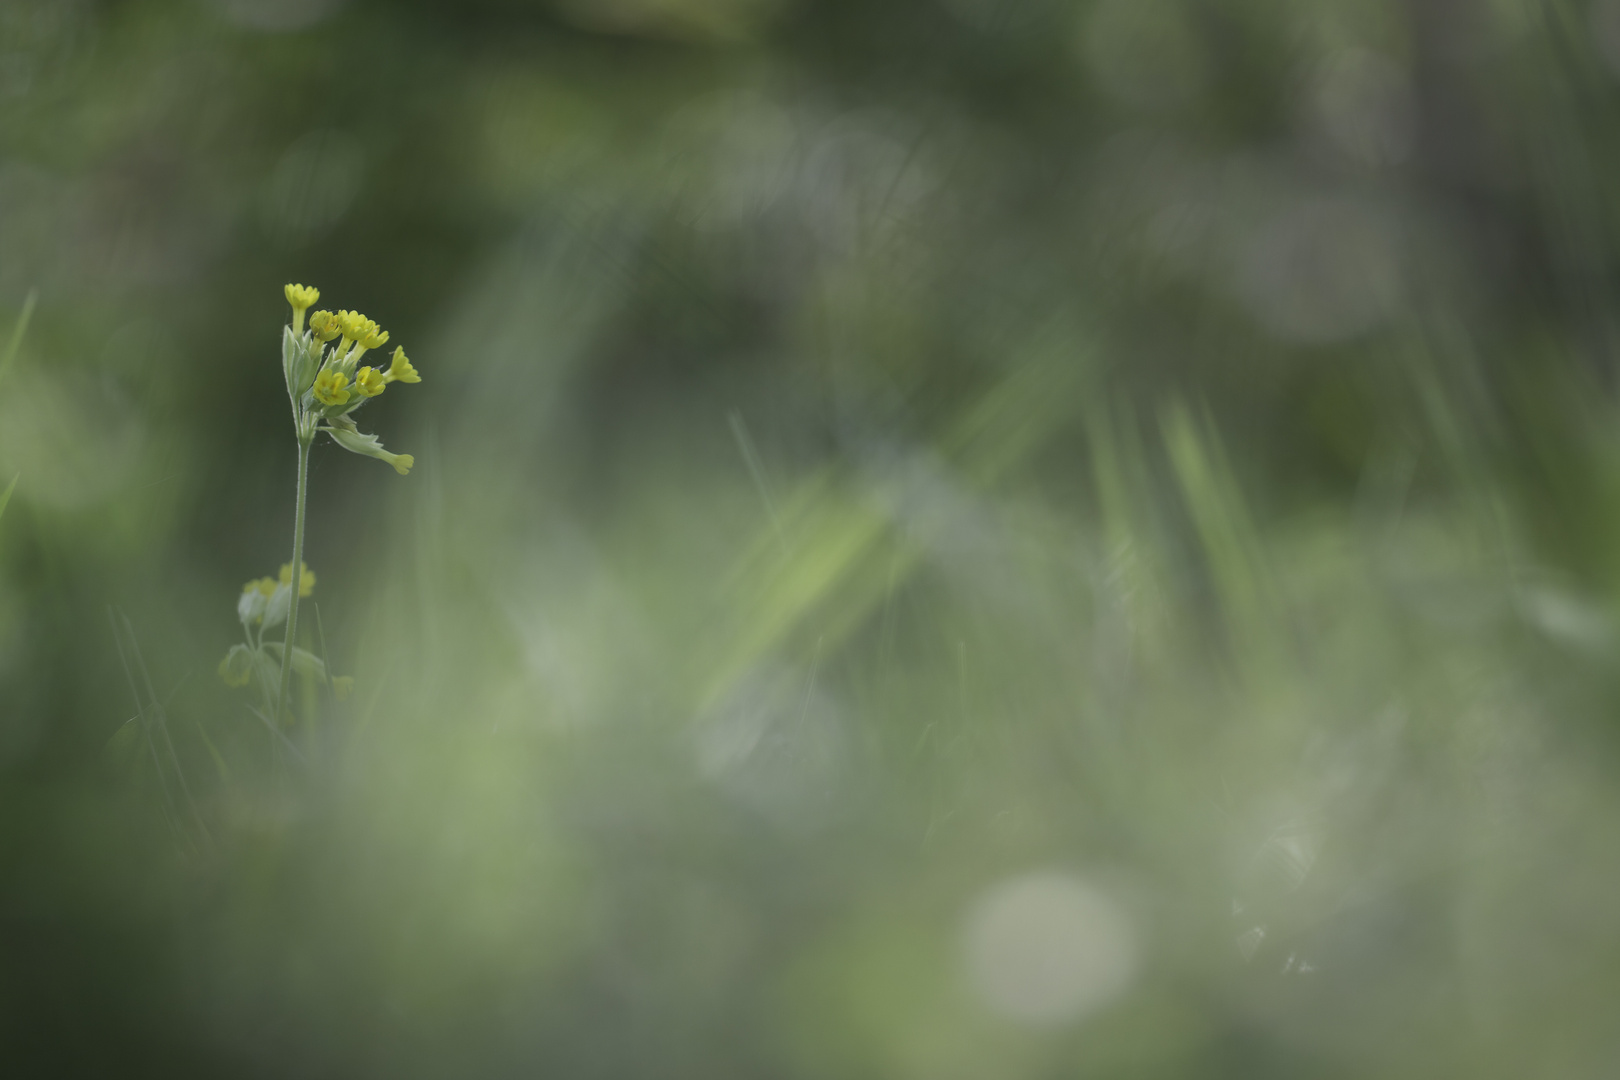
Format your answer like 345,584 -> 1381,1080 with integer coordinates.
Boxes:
280,560 -> 316,597
246,576 -> 277,598
383,346 -> 420,384
389,452 -> 415,476
285,283 -> 320,334
285,283 -> 319,310
353,366 -> 386,397
336,310 -> 368,347
355,321 -> 389,352
308,310 -> 342,342
313,369 -> 350,406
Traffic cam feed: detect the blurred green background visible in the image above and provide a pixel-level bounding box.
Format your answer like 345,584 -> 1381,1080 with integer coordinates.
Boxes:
7,0 -> 1620,1075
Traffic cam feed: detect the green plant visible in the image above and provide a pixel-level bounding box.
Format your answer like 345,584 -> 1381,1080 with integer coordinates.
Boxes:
218,284 -> 422,727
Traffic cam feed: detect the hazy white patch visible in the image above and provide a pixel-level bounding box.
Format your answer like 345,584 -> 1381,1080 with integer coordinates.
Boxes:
1308,49 -> 1414,167
1280,950 -> 1317,975
865,446 -> 997,563
1236,924 -> 1266,962
210,0 -> 346,32
1518,585 -> 1615,653
860,444 -> 1050,620
1080,0 -> 1208,114
1253,824 -> 1318,892
259,130 -> 365,247
697,662 -> 850,831
498,528 -> 657,729
1236,195 -> 1402,344
962,871 -> 1137,1026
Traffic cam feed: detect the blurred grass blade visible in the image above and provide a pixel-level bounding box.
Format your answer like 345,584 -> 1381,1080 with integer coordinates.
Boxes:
0,288 -> 37,392
0,473 -> 17,526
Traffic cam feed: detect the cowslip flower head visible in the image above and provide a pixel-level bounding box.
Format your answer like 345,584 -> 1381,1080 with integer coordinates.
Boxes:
281,283 -> 419,475
313,368 -> 350,406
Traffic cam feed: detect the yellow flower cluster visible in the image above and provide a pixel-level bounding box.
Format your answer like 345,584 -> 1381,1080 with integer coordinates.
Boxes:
285,283 -> 420,474
297,303 -> 416,399
221,554 -> 352,699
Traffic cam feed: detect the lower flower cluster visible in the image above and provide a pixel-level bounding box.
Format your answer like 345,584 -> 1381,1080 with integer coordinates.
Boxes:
219,559 -> 352,708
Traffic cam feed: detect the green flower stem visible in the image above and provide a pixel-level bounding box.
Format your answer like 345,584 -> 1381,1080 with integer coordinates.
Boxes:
276,433 -> 313,726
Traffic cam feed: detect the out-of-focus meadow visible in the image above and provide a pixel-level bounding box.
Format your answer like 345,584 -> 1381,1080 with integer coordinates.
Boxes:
7,0 -> 1620,1074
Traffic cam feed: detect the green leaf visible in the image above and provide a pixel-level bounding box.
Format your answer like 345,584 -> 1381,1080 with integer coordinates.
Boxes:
282,325 -> 297,390
322,418 -> 414,475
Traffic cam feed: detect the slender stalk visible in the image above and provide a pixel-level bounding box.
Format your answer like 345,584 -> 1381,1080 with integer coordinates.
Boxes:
276,435 -> 312,725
